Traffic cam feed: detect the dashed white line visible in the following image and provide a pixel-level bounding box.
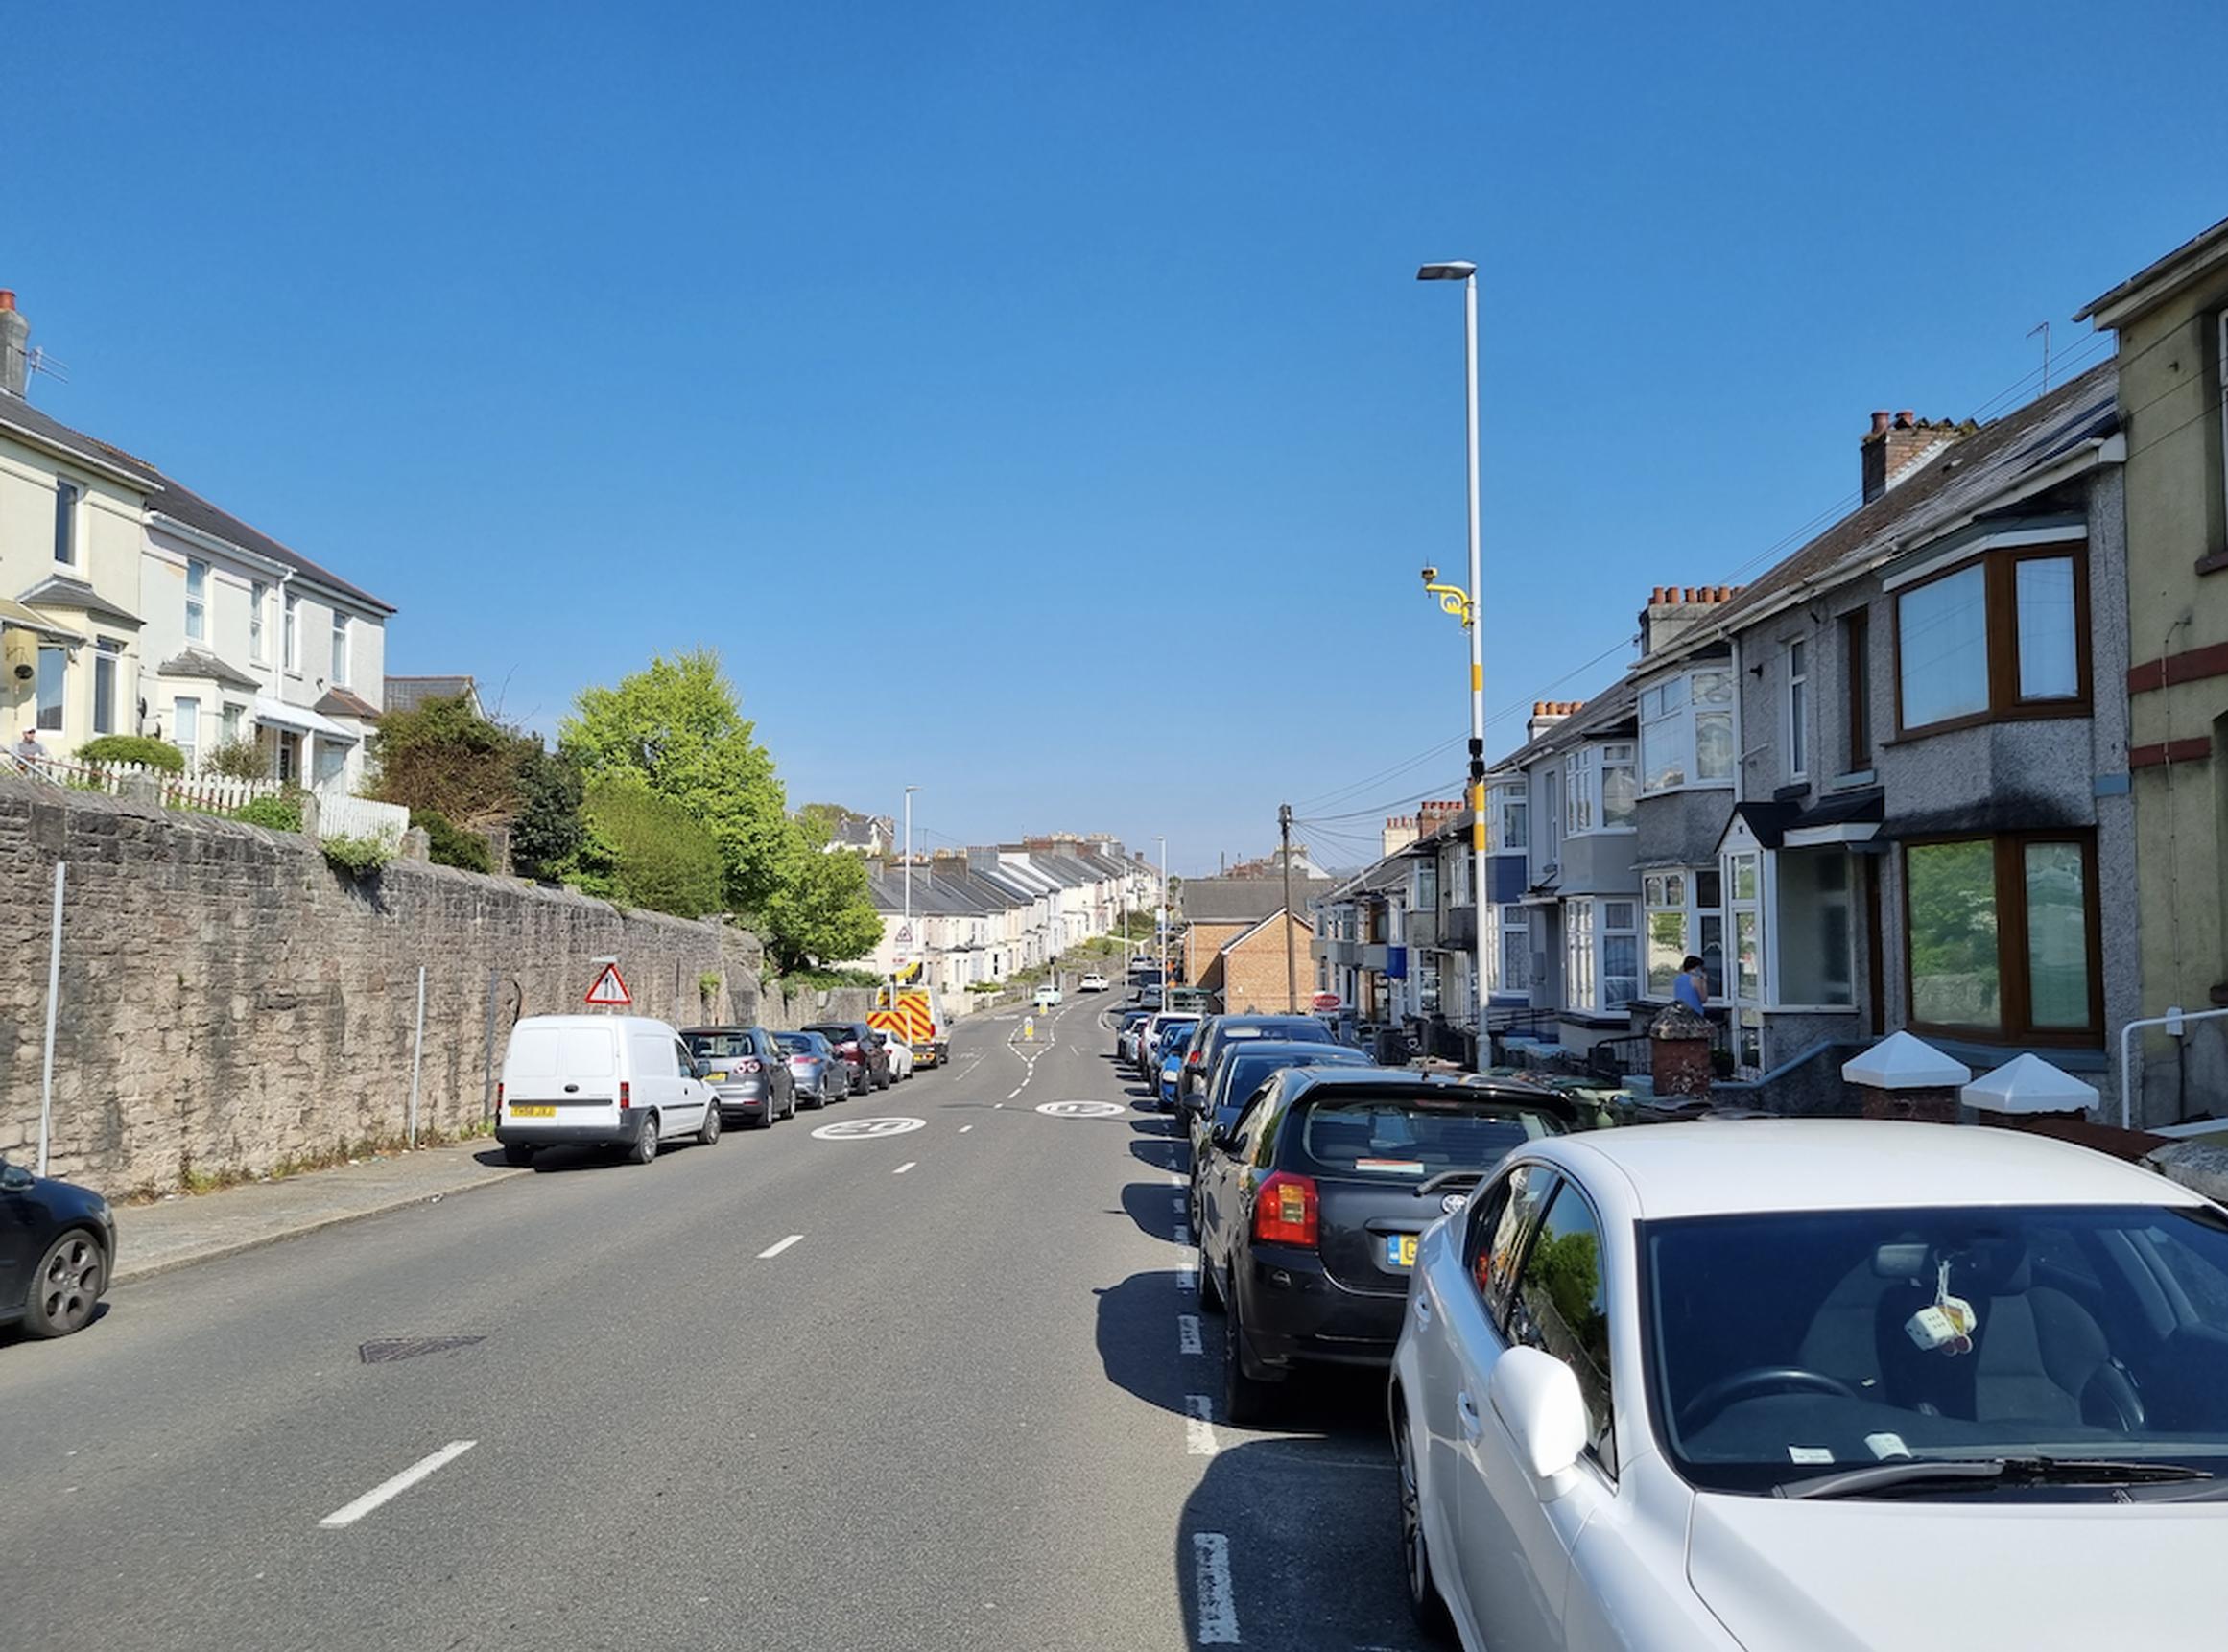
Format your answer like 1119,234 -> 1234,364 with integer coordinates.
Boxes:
318,1441 -> 476,1528
959,1124 -> 974,1133
1174,1223 -> 1192,1246
1185,1394 -> 1221,1456
1168,1172 -> 1186,1188
1178,1314 -> 1203,1355
757,1234 -> 804,1259
893,1161 -> 916,1175
1192,1531 -> 1240,1643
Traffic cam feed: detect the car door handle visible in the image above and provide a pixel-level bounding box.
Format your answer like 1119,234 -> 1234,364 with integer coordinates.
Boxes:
562,1084 -> 579,1095
1457,1392 -> 1481,1439
1413,1294 -> 1433,1327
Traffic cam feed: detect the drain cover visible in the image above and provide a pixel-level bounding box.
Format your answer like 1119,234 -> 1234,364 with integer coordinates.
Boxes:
359,1335 -> 486,1364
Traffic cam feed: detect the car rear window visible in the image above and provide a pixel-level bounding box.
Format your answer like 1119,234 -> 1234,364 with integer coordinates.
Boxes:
773,1033 -> 817,1054
686,1032 -> 752,1059
1226,1018 -> 1334,1044
1293,1092 -> 1555,1177
805,1025 -> 854,1041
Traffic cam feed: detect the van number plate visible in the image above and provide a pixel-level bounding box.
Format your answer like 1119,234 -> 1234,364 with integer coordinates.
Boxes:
511,1105 -> 557,1118
1387,1235 -> 1418,1269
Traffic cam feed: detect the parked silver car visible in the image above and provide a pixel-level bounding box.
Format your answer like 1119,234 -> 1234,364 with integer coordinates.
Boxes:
773,1030 -> 847,1107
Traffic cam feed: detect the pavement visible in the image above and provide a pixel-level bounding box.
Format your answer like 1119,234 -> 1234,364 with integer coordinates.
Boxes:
0,996 -> 1433,1652
113,1140 -> 524,1284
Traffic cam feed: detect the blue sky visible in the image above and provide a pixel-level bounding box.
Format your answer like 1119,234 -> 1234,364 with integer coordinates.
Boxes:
11,1 -> 2224,873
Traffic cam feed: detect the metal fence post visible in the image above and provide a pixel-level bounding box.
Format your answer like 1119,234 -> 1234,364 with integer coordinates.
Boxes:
407,964 -> 427,1147
482,969 -> 500,1121
36,861 -> 64,1176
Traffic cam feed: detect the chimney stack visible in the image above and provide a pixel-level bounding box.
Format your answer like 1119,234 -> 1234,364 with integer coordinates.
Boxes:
1637,583 -> 1744,658
1861,408 -> 1970,504
1527,699 -> 1582,741
0,292 -> 28,399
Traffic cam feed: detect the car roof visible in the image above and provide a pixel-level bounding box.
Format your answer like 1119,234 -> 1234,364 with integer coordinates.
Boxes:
515,1014 -> 672,1034
1277,1065 -> 1575,1120
1221,1039 -> 1370,1062
1529,1119 -> 2209,1220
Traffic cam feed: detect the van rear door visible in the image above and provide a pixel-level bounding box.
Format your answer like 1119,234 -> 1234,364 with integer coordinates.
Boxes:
503,1023 -> 621,1125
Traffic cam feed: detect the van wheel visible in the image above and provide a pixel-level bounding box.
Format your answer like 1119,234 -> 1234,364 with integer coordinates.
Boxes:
697,1103 -> 722,1146
629,1114 -> 660,1165
503,1145 -> 535,1168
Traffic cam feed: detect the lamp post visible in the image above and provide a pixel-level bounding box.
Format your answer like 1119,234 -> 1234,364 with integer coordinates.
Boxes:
1157,835 -> 1169,1005
902,786 -> 916,984
1417,258 -> 1488,1071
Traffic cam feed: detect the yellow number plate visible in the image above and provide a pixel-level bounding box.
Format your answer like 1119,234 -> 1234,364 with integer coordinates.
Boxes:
511,1105 -> 557,1118
1387,1234 -> 1419,1269
706,1072 -> 728,1082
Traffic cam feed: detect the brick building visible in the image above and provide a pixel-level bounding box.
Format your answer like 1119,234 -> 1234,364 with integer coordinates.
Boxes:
1196,909 -> 1316,1014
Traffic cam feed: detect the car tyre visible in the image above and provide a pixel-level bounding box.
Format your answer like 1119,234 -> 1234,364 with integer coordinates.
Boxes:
1222,1286 -> 1272,1425
876,1067 -> 891,1091
629,1113 -> 660,1165
1197,1243 -> 1223,1312
698,1102 -> 722,1147
1395,1407 -> 1454,1638
502,1144 -> 536,1168
25,1228 -> 105,1338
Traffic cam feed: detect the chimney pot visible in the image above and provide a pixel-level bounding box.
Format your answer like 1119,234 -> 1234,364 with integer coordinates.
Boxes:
0,292 -> 14,312
1869,410 -> 1891,436
1896,409 -> 1915,428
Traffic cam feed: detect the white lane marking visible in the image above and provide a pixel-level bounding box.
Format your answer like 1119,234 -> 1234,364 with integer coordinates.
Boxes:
1178,1314 -> 1203,1355
1192,1531 -> 1240,1643
1171,1194 -> 1185,1214
994,1102 -> 1005,1108
1006,1088 -> 1023,1099
893,1161 -> 916,1175
959,1124 -> 974,1133
1174,1223 -> 1192,1246
1168,1172 -> 1186,1188
1177,1264 -> 1197,1291
1185,1395 -> 1220,1456
810,1116 -> 926,1140
318,1441 -> 476,1528
757,1234 -> 804,1259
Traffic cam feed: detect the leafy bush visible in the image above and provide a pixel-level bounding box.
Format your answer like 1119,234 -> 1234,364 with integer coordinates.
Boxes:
202,739 -> 271,780
564,778 -> 723,917
231,792 -> 305,833
413,809 -> 494,874
321,832 -> 394,877
965,979 -> 1004,994
78,735 -> 185,773
510,748 -> 583,881
772,966 -> 883,991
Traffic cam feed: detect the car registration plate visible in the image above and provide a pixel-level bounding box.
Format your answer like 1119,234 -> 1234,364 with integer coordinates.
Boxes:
1386,1234 -> 1418,1269
706,1071 -> 727,1082
512,1105 -> 557,1118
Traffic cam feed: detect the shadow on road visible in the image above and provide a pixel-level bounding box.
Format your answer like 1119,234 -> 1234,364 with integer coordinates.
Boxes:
1120,1179 -> 1184,1242
1129,1138 -> 1187,1176
1093,1267 -> 1196,1420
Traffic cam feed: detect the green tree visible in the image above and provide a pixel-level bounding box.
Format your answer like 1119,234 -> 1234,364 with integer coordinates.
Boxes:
569,778 -> 725,918
510,748 -> 584,882
559,650 -> 789,912
412,809 -> 495,874
372,695 -> 531,827
761,820 -> 885,974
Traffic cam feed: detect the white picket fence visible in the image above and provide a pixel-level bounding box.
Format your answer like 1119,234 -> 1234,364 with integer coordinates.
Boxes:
5,753 -> 406,844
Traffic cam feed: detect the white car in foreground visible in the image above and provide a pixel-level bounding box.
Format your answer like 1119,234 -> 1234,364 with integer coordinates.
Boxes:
1390,1120 -> 2228,1652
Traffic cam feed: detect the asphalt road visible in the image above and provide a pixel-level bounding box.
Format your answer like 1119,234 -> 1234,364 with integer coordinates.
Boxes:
0,998 -> 1437,1652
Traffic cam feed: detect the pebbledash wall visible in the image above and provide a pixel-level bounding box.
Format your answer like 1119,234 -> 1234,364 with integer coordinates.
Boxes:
0,777 -> 873,1193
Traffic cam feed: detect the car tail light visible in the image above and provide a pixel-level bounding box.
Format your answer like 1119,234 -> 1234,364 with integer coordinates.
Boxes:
1186,1049 -> 1203,1067
740,1057 -> 762,1074
1252,1171 -> 1318,1248
619,1080 -> 631,1110
495,1082 -> 505,1109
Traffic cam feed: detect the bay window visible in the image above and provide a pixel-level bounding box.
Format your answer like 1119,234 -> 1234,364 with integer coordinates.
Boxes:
36,645 -> 65,732
1894,544 -> 2088,735
1776,848 -> 1853,1006
1640,669 -> 1734,791
1564,743 -> 1637,835
1500,907 -> 1530,995
93,639 -> 120,736
1906,833 -> 2099,1041
1644,868 -> 1723,997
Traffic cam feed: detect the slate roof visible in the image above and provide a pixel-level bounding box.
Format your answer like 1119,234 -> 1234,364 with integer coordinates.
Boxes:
316,688 -> 383,720
1181,876 -> 1337,925
20,573 -> 143,630
1487,676 -> 1641,775
384,675 -> 479,715
0,391 -> 160,486
155,649 -> 259,691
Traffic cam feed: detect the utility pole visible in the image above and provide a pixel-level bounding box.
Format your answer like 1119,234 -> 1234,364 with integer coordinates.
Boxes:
1279,802 -> 1297,1013
1157,835 -> 1169,1003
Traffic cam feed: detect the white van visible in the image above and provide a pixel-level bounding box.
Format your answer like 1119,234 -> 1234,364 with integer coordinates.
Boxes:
495,1014 -> 720,1167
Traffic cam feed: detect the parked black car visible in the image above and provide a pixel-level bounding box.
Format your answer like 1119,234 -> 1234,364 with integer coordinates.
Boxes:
2,1155 -> 115,1339
1180,1039 -> 1376,1230
1194,1067 -> 1571,1423
680,1026 -> 798,1126
1174,1013 -> 1341,1106
804,1021 -> 892,1092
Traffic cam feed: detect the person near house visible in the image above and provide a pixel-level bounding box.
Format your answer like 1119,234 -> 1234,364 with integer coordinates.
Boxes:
1673,955 -> 1709,1014
13,728 -> 49,764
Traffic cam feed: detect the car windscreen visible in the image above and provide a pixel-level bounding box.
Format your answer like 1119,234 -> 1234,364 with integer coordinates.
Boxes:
1292,1091 -> 1555,1178
1643,1202 -> 2228,1498
684,1032 -> 752,1060
802,1025 -> 855,1040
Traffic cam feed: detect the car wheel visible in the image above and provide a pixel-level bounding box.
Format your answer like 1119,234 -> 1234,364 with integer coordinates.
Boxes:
502,1144 -> 536,1168
876,1067 -> 891,1091
757,1097 -> 776,1129
1222,1286 -> 1271,1425
1196,1242 -> 1223,1312
26,1228 -> 105,1338
1395,1406 -> 1454,1636
698,1101 -> 722,1146
629,1113 -> 660,1165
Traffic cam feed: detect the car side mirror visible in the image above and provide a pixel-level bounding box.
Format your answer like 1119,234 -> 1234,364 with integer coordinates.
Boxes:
1,1161 -> 35,1191
1487,1346 -> 1589,1482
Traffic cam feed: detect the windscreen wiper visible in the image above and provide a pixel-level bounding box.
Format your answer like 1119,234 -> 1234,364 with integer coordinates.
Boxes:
1777,1454 -> 2214,1500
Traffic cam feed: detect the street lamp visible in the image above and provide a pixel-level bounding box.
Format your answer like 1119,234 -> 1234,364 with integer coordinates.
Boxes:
1416,257 -> 1488,1072
901,786 -> 917,985
1157,835 -> 1169,1004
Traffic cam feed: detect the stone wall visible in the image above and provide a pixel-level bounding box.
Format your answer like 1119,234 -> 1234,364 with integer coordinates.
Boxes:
0,777 -> 744,1193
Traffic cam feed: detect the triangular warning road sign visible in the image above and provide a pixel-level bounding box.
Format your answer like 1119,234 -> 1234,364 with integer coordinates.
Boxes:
584,963 -> 632,1007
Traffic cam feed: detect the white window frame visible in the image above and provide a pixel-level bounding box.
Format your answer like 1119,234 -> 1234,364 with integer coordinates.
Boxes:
1493,782 -> 1529,853
54,479 -> 80,567
249,580 -> 268,662
1447,845 -> 1471,907
1600,899 -> 1639,1008
1787,638 -> 1809,780
174,696 -> 201,772
1492,904 -> 1530,996
36,645 -> 66,732
1639,669 -> 1735,794
1565,899 -> 1598,1013
283,590 -> 299,673
330,609 -> 350,686
185,558 -> 209,644
1565,742 -> 1637,836
1644,868 -> 1726,1001
92,639 -> 121,736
